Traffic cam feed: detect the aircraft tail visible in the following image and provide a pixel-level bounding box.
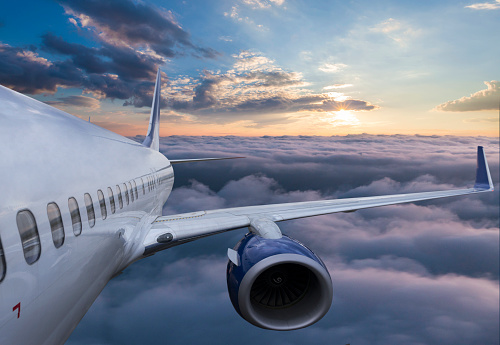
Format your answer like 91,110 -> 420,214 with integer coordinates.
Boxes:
142,69 -> 161,151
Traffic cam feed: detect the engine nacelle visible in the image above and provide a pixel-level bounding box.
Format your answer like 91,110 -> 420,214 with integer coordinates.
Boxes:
227,232 -> 333,330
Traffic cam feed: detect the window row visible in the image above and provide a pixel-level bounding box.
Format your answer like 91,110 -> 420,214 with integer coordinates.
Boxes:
0,172 -> 166,281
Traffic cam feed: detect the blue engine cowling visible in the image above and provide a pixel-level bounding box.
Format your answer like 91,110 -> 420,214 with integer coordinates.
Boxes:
227,232 -> 333,330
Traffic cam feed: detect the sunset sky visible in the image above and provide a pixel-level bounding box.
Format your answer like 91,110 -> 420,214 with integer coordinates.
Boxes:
0,0 -> 499,136
0,2 -> 499,344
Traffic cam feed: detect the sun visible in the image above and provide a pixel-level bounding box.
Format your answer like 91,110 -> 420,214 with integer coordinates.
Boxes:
329,109 -> 360,126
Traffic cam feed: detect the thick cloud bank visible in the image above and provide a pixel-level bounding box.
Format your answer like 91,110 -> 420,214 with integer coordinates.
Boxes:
68,135 -> 499,345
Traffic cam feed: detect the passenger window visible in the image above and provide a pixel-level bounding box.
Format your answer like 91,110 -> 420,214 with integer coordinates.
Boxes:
16,210 -> 41,265
84,193 -> 95,228
116,185 -> 123,209
133,180 -> 139,199
108,187 -> 116,214
0,236 -> 6,282
141,177 -> 145,195
97,190 -> 107,220
123,183 -> 129,205
128,182 -> 134,202
47,203 -> 65,248
68,197 -> 82,236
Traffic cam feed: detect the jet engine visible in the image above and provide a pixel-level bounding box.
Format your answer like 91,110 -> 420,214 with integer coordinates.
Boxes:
226,231 -> 333,330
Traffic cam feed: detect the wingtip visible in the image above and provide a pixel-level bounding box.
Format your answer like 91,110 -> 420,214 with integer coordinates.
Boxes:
473,146 -> 494,191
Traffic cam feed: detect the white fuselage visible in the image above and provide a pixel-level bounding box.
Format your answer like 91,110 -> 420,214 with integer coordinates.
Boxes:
0,85 -> 173,344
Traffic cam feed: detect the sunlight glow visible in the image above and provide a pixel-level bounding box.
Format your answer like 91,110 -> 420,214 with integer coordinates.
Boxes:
328,109 -> 360,126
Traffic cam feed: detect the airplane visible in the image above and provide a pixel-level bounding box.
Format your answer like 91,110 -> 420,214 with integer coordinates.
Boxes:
0,69 -> 494,344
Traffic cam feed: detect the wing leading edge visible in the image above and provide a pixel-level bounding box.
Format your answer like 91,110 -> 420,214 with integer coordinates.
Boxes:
143,146 -> 494,255
170,157 -> 245,164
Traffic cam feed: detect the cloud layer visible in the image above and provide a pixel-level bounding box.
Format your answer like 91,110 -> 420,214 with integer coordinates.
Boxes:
68,134 -> 499,345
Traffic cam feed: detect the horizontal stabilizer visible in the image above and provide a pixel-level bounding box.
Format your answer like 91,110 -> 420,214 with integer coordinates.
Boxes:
170,157 -> 244,164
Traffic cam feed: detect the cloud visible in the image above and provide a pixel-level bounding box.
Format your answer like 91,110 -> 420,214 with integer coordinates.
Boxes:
323,84 -> 353,90
242,0 -> 286,9
223,0 -> 285,29
165,51 -> 376,124
58,0 -> 217,59
224,5 -> 267,30
318,63 -> 347,73
370,18 -> 420,45
435,81 -> 499,112
69,134 -> 499,345
0,43 -> 82,94
466,0 -> 500,10
0,0 -> 217,108
371,18 -> 403,34
45,95 -> 100,110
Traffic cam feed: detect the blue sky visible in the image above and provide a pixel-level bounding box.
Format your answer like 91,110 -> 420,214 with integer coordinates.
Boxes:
0,0 -> 499,136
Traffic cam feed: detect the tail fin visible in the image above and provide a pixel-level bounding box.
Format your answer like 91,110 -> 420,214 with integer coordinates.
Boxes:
143,69 -> 161,151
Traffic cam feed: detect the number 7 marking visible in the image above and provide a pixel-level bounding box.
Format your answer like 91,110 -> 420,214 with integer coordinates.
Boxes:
13,302 -> 20,318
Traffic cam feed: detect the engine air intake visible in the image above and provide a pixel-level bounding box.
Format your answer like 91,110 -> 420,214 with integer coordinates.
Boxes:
250,263 -> 311,308
227,233 -> 333,330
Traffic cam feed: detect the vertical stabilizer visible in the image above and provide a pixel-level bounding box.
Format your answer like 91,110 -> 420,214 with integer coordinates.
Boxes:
143,69 -> 161,151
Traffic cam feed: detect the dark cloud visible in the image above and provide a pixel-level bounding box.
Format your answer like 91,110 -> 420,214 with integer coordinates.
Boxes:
57,0 -> 218,59
41,33 -> 109,75
169,70 -> 376,120
0,0 -> 216,107
69,134 -> 499,345
162,51 -> 378,125
0,44 -> 82,94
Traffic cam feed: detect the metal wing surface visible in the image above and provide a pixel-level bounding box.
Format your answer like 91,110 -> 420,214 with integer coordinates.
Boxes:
143,146 -> 494,255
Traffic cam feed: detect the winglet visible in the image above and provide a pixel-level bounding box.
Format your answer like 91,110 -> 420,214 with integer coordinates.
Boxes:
143,68 -> 161,151
474,146 -> 494,191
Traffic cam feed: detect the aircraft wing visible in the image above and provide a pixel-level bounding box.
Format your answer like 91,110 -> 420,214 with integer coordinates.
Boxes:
170,157 -> 244,164
143,146 -> 494,255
